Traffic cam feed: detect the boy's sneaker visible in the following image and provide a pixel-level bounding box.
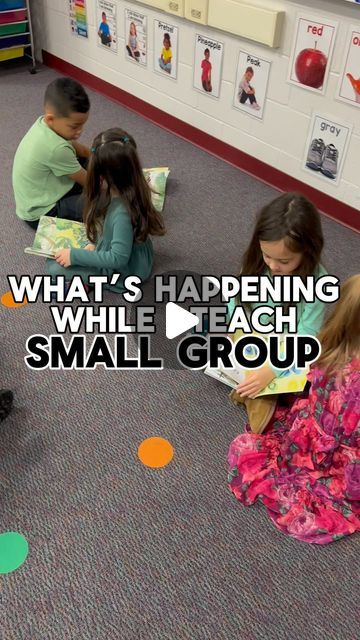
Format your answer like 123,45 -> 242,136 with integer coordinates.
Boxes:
250,103 -> 261,110
0,390 -> 13,423
320,144 -> 338,179
306,138 -> 325,170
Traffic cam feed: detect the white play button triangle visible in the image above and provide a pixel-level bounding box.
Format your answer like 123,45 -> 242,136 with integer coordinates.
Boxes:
165,302 -> 199,339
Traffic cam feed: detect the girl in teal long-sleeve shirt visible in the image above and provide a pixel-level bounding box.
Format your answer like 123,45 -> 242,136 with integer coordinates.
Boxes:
228,192 -> 327,433
47,128 -> 165,292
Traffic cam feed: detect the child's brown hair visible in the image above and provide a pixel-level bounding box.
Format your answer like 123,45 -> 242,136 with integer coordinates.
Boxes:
84,128 -> 165,244
316,274 -> 360,376
241,192 -> 324,278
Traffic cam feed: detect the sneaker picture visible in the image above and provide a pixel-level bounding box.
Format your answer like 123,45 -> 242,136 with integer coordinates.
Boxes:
306,138 -> 325,171
320,143 -> 338,180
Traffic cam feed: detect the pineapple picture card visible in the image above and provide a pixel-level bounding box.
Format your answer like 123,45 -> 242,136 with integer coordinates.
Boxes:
337,26 -> 360,108
288,14 -> 338,94
193,33 -> 224,99
302,112 -> 352,186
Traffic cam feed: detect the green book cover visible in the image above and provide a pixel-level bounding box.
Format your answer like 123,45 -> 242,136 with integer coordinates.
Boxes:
144,167 -> 170,212
24,216 -> 88,259
25,168 -> 169,258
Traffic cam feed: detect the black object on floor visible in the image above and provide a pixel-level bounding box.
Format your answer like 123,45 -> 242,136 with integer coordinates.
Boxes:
0,389 -> 13,422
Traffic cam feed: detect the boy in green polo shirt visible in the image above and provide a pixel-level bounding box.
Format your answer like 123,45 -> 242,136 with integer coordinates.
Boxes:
12,77 -> 90,229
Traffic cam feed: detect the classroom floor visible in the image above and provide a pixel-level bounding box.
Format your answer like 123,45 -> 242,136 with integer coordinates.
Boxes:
1,64 -> 359,640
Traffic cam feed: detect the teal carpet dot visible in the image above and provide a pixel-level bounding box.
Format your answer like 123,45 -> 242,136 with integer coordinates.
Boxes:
0,532 -> 29,574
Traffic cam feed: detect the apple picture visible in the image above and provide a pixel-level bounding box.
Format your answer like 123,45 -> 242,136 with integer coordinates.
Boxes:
295,43 -> 327,89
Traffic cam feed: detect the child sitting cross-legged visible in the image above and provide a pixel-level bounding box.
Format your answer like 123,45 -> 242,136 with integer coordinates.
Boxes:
12,77 -> 90,229
46,128 -> 165,294
227,274 -> 360,545
228,192 -> 327,433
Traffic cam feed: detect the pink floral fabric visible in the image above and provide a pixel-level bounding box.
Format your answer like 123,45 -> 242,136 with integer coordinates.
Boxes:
227,359 -> 360,544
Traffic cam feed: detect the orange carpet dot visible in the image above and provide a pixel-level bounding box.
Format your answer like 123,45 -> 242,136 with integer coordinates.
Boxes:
138,437 -> 174,468
1,291 -> 27,308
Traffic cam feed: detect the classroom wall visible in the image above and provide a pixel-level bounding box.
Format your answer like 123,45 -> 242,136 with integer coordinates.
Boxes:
32,0 -> 360,214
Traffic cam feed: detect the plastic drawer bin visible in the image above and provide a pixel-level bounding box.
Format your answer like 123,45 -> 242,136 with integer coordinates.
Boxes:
0,33 -> 27,47
0,1 -> 26,10
0,22 -> 27,35
0,9 -> 26,23
0,45 -> 23,60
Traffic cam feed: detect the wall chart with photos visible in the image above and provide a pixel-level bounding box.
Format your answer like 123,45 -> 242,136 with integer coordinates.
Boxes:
63,1 -> 359,193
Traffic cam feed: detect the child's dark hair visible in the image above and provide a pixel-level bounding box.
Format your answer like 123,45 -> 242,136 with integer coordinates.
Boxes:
246,66 -> 254,74
44,77 -> 90,116
164,33 -> 171,45
102,11 -> 106,17
241,192 -> 324,277
85,128 -> 165,244
204,48 -> 210,54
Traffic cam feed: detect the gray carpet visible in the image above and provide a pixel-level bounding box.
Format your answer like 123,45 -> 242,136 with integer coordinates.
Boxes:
1,64 -> 359,640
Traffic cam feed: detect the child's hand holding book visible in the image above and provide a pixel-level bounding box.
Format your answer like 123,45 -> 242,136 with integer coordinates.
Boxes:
55,248 -> 71,268
235,364 -> 275,399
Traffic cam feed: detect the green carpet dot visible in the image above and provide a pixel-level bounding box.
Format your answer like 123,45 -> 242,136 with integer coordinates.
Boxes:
0,532 -> 29,574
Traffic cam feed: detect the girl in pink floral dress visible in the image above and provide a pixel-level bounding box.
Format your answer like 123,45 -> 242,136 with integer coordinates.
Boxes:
228,274 -> 360,544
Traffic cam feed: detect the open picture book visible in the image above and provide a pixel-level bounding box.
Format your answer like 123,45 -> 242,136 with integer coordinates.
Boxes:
25,167 -> 170,258
24,216 -> 88,259
204,339 -> 309,398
